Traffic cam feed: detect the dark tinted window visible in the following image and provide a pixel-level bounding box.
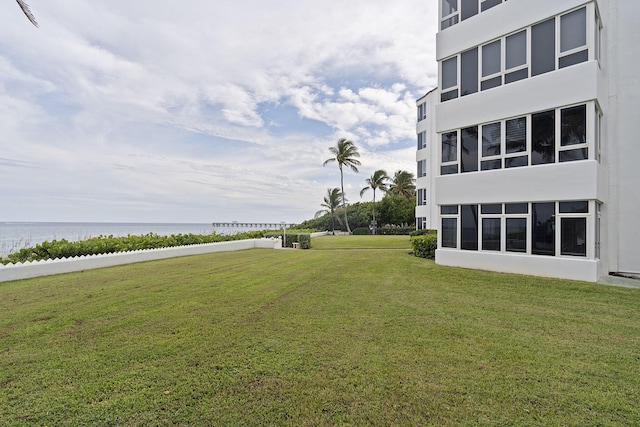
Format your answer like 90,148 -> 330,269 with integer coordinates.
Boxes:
532,110 -> 555,165
561,7 -> 586,52
505,68 -> 528,84
531,18 -> 556,76
442,57 -> 458,89
481,204 -> 502,214
481,159 -> 502,170
561,105 -> 586,146
506,30 -> 527,69
506,218 -> 527,252
559,50 -> 588,68
482,122 -> 501,156
482,40 -> 501,77
461,126 -> 478,173
506,203 -> 528,214
505,155 -> 528,168
441,205 -> 459,215
481,0 -> 502,12
561,218 -> 587,256
559,201 -> 588,213
442,131 -> 457,163
482,218 -> 501,251
506,117 -> 526,153
442,218 -> 457,248
461,48 -> 478,96
461,205 -> 478,250
461,0 -> 479,21
559,148 -> 588,162
532,202 -> 555,256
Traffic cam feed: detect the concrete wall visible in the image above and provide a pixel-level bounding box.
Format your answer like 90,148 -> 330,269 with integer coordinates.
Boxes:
0,238 -> 282,283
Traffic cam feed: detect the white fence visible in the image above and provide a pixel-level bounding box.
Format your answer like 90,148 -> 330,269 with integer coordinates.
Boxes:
0,238 -> 282,283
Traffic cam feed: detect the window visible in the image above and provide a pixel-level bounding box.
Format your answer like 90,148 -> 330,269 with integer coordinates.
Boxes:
461,126 -> 479,173
441,0 -> 459,30
461,205 -> 478,250
560,200 -> 588,257
441,205 -> 458,248
481,122 -> 501,170
532,202 -> 555,256
417,159 -> 427,178
506,218 -> 527,252
560,104 -> 587,161
417,102 -> 427,121
418,188 -> 427,206
417,131 -> 427,150
441,57 -> 458,102
417,217 -> 428,230
481,0 -> 502,12
461,0 -> 479,21
441,131 -> 458,175
481,40 -> 502,91
532,110 -> 555,165
595,202 -> 601,259
505,30 -> 528,84
482,218 -> 501,251
595,105 -> 602,162
461,48 -> 478,96
531,18 -> 556,76
560,7 -> 588,69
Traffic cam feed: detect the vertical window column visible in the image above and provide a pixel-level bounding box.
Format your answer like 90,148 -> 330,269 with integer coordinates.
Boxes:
532,202 -> 556,256
531,18 -> 556,76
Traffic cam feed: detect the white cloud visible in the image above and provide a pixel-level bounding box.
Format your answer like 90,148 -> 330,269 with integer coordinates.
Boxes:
0,0 -> 437,223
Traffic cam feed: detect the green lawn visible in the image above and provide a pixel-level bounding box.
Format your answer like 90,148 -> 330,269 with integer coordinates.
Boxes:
1,237 -> 639,426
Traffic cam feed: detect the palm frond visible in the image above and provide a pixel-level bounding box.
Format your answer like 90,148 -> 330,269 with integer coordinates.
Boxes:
16,0 -> 38,27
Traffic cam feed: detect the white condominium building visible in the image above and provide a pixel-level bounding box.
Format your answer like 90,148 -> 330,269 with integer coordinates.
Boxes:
418,0 -> 639,282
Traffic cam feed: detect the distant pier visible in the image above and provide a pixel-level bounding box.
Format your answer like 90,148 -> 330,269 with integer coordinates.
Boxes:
212,222 -> 296,229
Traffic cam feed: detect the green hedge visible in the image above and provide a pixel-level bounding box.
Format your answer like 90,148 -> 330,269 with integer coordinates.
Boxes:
411,234 -> 438,260
376,226 -> 415,235
3,230 -> 273,264
352,227 -> 370,235
410,229 -> 437,237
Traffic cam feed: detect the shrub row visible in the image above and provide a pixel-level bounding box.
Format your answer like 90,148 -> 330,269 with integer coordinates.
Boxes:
376,226 -> 415,235
411,233 -> 438,260
2,230 -> 273,265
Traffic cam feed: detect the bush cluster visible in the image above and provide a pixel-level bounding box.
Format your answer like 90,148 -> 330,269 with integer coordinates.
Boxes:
352,227 -> 370,235
376,226 -> 415,235
411,233 -> 438,260
2,230 -> 272,264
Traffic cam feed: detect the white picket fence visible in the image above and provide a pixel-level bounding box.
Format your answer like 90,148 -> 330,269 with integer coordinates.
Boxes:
0,238 -> 282,283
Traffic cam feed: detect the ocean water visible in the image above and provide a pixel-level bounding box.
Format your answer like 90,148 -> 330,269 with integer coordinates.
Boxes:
0,222 -> 275,255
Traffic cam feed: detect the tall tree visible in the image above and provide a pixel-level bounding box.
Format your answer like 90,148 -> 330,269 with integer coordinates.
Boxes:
388,170 -> 416,198
315,188 -> 343,235
323,138 -> 361,233
16,0 -> 38,27
359,169 -> 389,234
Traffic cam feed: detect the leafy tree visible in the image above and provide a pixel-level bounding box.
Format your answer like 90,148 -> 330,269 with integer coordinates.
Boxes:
359,169 -> 389,233
388,170 -> 416,198
323,138 -> 361,234
378,194 -> 416,226
16,0 -> 38,27
315,188 -> 343,235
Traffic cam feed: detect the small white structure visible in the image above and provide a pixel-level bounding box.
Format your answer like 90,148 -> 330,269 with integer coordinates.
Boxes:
418,0 -> 639,282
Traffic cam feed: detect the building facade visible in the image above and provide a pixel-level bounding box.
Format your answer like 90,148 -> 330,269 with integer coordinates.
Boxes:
421,0 -> 639,282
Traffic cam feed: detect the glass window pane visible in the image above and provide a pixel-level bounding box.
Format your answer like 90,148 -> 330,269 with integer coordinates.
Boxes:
482,40 -> 501,77
461,205 -> 478,250
441,205 -> 459,215
505,68 -> 528,84
559,50 -> 588,68
531,18 -> 556,76
506,203 -> 528,214
482,218 -> 501,251
561,7 -> 587,52
441,89 -> 459,102
481,204 -> 502,214
506,218 -> 527,252
442,131 -> 457,162
442,57 -> 458,89
441,15 -> 459,30
506,117 -> 526,153
532,110 -> 555,165
461,0 -> 479,21
482,122 -> 501,157
461,48 -> 478,96
481,76 -> 502,91
559,148 -> 588,162
506,30 -> 526,69
559,201 -> 588,213
481,0 -> 502,12
505,155 -> 528,168
561,218 -> 587,256
441,164 -> 459,175
532,202 -> 555,256
442,0 -> 458,16
442,218 -> 458,248
481,159 -> 502,170
561,105 -> 586,146
461,126 -> 478,173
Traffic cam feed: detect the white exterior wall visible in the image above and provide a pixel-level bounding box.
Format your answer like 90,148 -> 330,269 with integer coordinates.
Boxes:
427,0 -> 639,282
416,89 -> 439,229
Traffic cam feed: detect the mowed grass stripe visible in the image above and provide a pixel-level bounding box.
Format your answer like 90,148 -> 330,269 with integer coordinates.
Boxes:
1,243 -> 639,426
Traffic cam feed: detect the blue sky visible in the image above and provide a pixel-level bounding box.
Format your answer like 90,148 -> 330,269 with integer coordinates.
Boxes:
1,0 -> 438,223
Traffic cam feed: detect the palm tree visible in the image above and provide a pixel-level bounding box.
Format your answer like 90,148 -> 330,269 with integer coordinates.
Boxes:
360,169 -> 389,234
315,188 -> 344,235
323,138 -> 361,234
388,170 -> 416,198
16,0 -> 38,27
